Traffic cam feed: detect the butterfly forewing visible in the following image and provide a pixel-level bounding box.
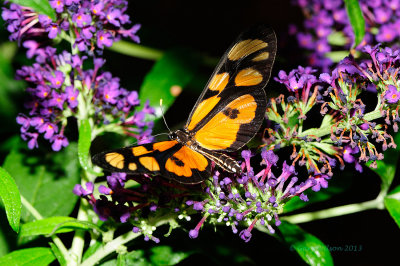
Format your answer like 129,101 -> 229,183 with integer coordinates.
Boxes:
185,25 -> 277,152
93,25 -> 277,183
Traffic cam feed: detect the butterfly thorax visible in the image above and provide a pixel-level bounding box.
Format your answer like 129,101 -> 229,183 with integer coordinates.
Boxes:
170,130 -> 197,149
170,130 -> 242,174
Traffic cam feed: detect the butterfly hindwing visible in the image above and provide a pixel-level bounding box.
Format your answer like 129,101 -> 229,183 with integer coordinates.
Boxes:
185,25 -> 277,152
92,140 -> 211,184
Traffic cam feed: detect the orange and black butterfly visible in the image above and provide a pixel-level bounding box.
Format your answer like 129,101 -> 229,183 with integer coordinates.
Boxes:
92,25 -> 277,184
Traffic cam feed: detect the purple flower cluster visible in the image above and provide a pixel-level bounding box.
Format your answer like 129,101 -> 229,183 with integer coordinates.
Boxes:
74,149 -> 329,242
16,46 -> 153,151
2,0 -> 140,52
271,44 -> 400,175
292,0 -> 400,71
187,149 -> 331,241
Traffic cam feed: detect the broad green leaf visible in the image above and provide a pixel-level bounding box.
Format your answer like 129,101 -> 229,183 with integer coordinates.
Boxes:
8,0 -> 56,20
344,0 -> 366,47
0,167 -> 21,232
49,242 -> 67,266
2,143 -> 80,222
150,246 -> 190,265
139,48 -> 200,119
19,216 -> 100,237
279,221 -> 333,266
369,133 -> 400,192
78,119 -> 92,171
384,197 -> 400,229
0,247 -> 55,266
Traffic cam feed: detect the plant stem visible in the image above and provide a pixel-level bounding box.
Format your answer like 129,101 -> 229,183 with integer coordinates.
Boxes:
69,199 -> 89,265
282,196 -> 385,224
80,231 -> 140,266
298,109 -> 383,138
21,196 -> 71,262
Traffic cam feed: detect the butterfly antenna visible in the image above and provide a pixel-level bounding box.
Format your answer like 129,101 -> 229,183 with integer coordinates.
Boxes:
160,99 -> 172,133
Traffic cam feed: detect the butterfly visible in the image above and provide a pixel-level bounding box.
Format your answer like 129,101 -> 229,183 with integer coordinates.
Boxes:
92,25 -> 277,184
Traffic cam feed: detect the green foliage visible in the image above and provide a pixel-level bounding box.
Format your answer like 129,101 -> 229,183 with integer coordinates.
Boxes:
0,167 -> 21,233
344,0 -> 366,47
103,246 -> 190,266
19,216 -> 101,237
370,133 -> 400,192
49,242 -> 67,266
279,221 -> 333,266
7,0 -> 56,20
0,247 -> 55,266
78,119 -> 92,171
384,197 -> 400,228
2,143 -> 80,222
138,48 -> 200,120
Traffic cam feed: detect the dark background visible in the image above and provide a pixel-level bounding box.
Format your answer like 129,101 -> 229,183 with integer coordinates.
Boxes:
1,0 -> 399,264
117,1 -> 398,264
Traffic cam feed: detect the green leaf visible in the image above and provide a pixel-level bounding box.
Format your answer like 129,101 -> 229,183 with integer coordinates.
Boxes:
138,48 -> 200,119
8,0 -> 56,20
369,133 -> 400,192
327,31 -> 348,46
0,43 -> 24,122
0,247 -> 55,266
78,119 -> 92,171
116,251 -> 147,266
344,0 -> 366,47
2,144 -> 80,222
324,50 -> 349,63
150,246 -> 190,265
279,221 -> 333,266
49,242 -> 67,266
384,196 -> 400,229
19,216 -> 100,237
0,167 -> 21,233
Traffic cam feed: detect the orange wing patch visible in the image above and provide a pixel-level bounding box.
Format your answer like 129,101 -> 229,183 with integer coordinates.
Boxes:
105,152 -> 124,169
153,141 -> 178,152
139,156 -> 160,171
252,52 -> 270,61
228,39 -> 268,61
128,162 -> 137,171
209,72 -> 229,92
194,94 -> 257,150
165,146 -> 208,177
132,146 -> 150,156
235,68 -> 263,86
187,96 -> 220,131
